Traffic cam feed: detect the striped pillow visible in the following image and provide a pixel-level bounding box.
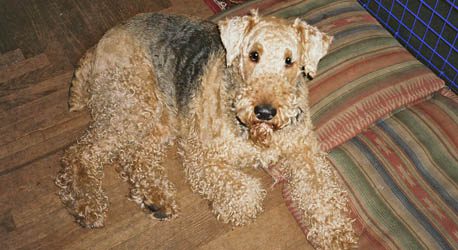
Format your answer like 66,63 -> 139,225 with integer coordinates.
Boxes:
212,0 -> 445,151
328,94 -> 458,249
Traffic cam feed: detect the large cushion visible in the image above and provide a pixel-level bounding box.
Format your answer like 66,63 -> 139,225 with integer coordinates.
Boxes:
328,93 -> 458,249
212,0 -> 445,151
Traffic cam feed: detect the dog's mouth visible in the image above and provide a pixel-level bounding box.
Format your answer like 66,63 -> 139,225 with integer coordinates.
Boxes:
249,122 -> 275,147
236,108 -> 303,147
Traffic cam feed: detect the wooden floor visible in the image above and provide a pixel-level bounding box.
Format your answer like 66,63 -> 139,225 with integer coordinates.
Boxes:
0,1 -> 311,249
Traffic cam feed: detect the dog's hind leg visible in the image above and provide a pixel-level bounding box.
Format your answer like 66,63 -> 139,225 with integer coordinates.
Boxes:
57,22 -> 180,225
55,126 -> 113,228
94,36 -> 180,220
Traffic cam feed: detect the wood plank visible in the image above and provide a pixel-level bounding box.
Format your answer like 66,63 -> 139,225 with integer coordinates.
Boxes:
0,110 -> 89,175
0,72 -> 76,145
198,200 -> 312,250
0,39 -> 72,98
0,209 -> 15,234
0,105 -> 86,151
0,54 -> 50,84
0,85 -> 77,137
1,84 -> 72,132
0,70 -> 72,111
0,0 -> 171,61
0,49 -> 25,69
3,206 -> 79,249
0,153 -> 62,208
287,239 -> 315,250
0,82 -> 81,139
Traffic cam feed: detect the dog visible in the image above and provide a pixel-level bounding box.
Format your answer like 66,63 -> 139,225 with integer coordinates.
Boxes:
55,10 -> 358,249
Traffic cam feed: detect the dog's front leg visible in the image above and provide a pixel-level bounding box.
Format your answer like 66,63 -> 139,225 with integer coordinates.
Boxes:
180,140 -> 266,226
284,139 -> 358,249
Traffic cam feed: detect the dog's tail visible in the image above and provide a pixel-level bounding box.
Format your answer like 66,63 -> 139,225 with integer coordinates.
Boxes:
68,46 -> 95,112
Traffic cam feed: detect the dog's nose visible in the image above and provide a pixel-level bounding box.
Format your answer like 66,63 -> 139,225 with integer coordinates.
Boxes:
254,104 -> 277,121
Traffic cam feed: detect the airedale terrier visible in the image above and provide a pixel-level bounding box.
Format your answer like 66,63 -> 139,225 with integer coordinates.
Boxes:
55,10 -> 358,249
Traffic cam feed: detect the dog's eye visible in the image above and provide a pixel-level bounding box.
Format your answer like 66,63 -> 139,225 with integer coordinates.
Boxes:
249,51 -> 259,63
285,57 -> 293,67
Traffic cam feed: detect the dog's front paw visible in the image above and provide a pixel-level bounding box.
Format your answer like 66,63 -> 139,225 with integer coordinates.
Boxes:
211,176 -> 266,226
144,199 -> 178,221
134,183 -> 179,221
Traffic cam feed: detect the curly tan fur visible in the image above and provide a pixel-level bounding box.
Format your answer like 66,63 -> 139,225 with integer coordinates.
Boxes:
68,46 -> 94,112
56,11 -> 358,248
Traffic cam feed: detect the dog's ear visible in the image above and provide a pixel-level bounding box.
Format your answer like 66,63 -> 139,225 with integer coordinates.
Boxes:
294,19 -> 333,79
218,10 -> 259,66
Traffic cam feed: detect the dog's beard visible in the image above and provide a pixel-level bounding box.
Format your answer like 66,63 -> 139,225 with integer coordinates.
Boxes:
235,108 -> 276,147
249,122 -> 274,147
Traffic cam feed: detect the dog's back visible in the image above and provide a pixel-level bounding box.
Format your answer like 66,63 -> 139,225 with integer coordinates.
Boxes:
69,13 -> 224,112
126,13 -> 224,109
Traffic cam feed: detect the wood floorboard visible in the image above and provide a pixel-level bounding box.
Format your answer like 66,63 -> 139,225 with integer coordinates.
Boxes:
0,41 -> 72,96
0,49 -> 25,69
199,204 -> 308,250
0,79 -> 74,129
0,72 -> 73,118
0,151 -> 61,196
0,0 -> 312,249
0,53 -> 50,84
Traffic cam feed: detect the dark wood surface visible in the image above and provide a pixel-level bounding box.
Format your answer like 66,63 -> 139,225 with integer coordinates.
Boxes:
0,1 -> 310,249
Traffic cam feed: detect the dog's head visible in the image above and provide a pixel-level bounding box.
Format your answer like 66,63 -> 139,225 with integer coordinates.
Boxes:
218,10 -> 332,146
